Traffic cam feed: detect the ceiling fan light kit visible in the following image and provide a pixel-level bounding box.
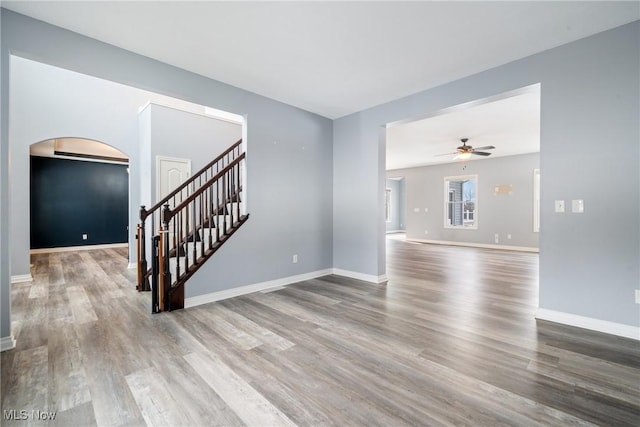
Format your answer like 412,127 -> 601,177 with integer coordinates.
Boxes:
436,138 -> 496,160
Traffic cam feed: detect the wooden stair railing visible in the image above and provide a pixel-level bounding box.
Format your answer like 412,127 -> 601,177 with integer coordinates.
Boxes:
136,139 -> 248,312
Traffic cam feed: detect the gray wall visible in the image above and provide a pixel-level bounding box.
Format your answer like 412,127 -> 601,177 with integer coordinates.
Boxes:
391,153 -> 539,248
0,9 -> 10,342
140,103 -> 242,206
334,21 -> 639,327
1,9 -> 333,339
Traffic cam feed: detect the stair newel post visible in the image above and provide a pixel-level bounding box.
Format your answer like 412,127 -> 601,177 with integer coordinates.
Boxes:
161,203 -> 172,312
176,210 -> 181,280
151,235 -> 160,314
138,206 -> 148,291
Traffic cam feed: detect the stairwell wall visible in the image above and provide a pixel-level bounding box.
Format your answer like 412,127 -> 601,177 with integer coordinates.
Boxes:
139,103 -> 242,208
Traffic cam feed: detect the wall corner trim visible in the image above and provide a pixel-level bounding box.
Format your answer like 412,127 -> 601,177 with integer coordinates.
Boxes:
535,308 -> 640,341
0,335 -> 16,352
11,274 -> 33,284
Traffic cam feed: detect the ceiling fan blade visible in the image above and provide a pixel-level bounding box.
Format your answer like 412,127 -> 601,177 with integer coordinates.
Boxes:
472,145 -> 495,151
471,151 -> 492,156
434,152 -> 458,157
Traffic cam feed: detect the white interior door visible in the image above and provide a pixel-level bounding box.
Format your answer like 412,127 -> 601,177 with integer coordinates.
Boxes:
157,156 -> 191,249
157,156 -> 191,203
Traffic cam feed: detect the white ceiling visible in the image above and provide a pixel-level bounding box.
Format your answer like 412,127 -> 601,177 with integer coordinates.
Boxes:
3,1 -> 638,119
386,85 -> 540,170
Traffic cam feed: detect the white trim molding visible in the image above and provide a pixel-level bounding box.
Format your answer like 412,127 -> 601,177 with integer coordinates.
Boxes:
332,268 -> 388,284
185,268 -> 389,309
406,238 -> 539,253
127,262 -> 137,270
536,308 -> 640,341
11,274 -> 33,284
0,335 -> 16,352
185,269 -> 333,308
30,243 -> 127,254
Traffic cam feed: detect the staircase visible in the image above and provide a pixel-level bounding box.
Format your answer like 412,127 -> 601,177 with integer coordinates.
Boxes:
136,139 -> 249,312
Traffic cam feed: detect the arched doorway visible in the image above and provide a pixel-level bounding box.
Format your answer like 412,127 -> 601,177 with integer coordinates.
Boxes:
29,137 -> 130,250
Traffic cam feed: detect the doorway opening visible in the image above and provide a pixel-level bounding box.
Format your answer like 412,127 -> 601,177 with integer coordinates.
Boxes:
383,84 -> 541,306
30,137 -> 130,251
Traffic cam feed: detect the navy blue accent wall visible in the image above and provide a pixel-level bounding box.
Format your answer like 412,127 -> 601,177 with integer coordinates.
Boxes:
30,156 -> 128,248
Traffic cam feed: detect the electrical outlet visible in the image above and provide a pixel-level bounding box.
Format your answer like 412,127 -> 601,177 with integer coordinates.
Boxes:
292,254 -> 298,264
635,290 -> 640,304
494,233 -> 499,244
424,230 -> 428,235
82,234 -> 88,240
555,200 -> 565,213
507,234 -> 512,240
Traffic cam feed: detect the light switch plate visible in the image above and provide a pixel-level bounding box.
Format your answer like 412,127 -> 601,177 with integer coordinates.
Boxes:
554,200 -> 565,213
572,199 -> 584,213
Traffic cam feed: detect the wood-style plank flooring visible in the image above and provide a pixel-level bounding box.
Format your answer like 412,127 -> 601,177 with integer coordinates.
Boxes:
1,239 -> 639,426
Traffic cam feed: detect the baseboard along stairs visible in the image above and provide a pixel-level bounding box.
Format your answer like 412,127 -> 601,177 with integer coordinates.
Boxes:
136,139 -> 249,312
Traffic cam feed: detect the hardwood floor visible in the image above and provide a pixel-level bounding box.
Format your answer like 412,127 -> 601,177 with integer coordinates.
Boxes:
2,240 -> 639,426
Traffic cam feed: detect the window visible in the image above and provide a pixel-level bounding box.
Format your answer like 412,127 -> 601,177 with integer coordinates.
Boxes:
385,189 -> 391,222
533,169 -> 540,232
444,175 -> 477,229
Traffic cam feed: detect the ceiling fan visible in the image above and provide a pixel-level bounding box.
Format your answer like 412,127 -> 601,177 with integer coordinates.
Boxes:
436,138 -> 495,160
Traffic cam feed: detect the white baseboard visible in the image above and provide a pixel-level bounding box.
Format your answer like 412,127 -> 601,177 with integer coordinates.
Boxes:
11,274 -> 33,284
127,262 -> 137,270
185,269 -> 333,308
185,268 -> 389,309
30,243 -> 128,254
332,268 -> 388,284
536,308 -> 640,341
0,335 -> 16,352
406,238 -> 539,253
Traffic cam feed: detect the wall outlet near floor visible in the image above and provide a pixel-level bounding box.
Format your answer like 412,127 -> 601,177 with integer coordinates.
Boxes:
292,254 -> 298,264
507,234 -> 512,240
82,234 -> 88,240
424,230 -> 428,235
494,233 -> 499,244
635,289 -> 640,304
